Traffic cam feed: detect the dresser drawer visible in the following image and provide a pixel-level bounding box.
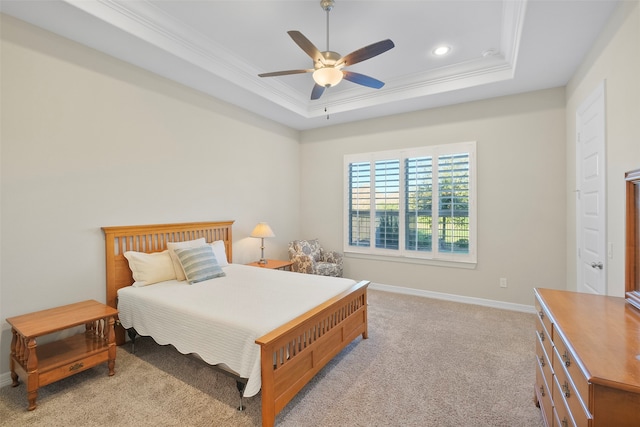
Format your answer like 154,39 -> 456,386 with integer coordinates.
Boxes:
535,297 -> 554,341
553,349 -> 591,427
535,359 -> 553,427
535,314 -> 553,365
535,333 -> 553,392
553,331 -> 590,406
38,351 -> 109,388
553,374 -> 578,427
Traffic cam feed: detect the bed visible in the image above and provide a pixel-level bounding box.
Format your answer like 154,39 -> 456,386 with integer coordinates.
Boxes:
102,221 -> 369,427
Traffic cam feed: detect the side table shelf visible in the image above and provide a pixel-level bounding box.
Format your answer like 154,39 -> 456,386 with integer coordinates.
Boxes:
246,259 -> 293,271
6,300 -> 118,410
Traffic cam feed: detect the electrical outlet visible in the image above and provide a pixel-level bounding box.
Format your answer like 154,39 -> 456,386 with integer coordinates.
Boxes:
499,278 -> 508,288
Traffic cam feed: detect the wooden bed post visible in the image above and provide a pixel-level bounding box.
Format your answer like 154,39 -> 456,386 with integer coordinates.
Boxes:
259,345 -> 276,427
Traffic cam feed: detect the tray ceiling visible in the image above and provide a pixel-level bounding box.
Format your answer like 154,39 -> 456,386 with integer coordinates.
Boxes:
1,0 -> 620,130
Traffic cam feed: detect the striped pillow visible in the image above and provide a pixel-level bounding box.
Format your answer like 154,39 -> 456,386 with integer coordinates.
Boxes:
173,245 -> 225,284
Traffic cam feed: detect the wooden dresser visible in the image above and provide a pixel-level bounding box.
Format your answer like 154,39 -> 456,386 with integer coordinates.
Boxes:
534,288 -> 640,426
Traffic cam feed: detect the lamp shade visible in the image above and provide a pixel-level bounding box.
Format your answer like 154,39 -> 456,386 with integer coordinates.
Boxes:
250,222 -> 275,238
313,67 -> 343,87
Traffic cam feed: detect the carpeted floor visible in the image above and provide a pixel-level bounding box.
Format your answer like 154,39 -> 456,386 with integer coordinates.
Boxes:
0,289 -> 544,426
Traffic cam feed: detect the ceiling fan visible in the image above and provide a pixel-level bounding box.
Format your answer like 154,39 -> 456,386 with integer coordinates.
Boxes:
258,0 -> 395,100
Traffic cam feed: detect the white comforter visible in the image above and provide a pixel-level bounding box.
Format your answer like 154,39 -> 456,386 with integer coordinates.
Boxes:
117,264 -> 356,396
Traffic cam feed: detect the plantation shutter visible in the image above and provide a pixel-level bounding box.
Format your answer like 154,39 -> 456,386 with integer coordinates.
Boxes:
374,160 -> 400,249
348,162 -> 371,247
437,153 -> 470,254
405,156 -> 433,252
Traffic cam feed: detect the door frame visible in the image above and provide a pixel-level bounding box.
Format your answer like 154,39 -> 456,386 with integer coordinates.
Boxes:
576,81 -> 607,294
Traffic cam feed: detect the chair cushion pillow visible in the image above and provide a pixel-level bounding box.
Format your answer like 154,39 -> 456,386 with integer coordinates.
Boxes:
294,239 -> 322,262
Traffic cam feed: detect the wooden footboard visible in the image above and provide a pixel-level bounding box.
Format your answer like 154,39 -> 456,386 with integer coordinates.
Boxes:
256,280 -> 369,427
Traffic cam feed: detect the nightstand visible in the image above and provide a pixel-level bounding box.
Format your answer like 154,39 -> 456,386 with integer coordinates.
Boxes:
246,259 -> 293,271
6,300 -> 118,410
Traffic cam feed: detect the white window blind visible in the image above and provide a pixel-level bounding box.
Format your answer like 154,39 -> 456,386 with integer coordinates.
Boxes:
344,142 -> 476,265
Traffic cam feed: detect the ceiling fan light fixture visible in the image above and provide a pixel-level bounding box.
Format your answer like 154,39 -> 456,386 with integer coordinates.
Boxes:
313,67 -> 343,87
258,0 -> 394,100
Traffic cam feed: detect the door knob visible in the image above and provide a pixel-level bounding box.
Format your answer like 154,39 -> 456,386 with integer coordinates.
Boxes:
591,262 -> 603,270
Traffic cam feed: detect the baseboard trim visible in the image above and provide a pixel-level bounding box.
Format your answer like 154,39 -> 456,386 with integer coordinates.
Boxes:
0,371 -> 13,388
369,282 -> 536,314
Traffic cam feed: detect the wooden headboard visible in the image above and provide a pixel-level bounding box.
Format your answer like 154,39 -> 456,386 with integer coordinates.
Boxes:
101,221 -> 233,343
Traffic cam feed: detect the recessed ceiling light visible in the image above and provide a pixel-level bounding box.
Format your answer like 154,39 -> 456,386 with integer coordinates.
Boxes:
433,46 -> 451,56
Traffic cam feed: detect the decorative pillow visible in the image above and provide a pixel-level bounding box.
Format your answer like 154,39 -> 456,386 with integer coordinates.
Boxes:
123,250 -> 176,287
294,239 -> 322,262
173,245 -> 225,284
209,240 -> 229,267
167,238 -> 206,281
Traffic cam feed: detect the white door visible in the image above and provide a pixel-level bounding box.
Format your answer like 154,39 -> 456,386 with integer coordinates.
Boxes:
576,81 -> 606,295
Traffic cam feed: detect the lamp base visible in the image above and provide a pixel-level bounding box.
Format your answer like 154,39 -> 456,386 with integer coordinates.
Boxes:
258,238 -> 267,265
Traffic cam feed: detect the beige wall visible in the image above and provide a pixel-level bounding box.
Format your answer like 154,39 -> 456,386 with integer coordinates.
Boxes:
1,0 -> 638,381
0,15 -> 300,375
300,88 -> 568,307
565,0 -> 640,296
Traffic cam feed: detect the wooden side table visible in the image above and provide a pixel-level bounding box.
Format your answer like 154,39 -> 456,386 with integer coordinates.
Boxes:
246,259 -> 293,271
6,300 -> 118,410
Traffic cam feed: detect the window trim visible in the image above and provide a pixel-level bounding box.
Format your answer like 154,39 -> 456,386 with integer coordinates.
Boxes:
343,141 -> 477,266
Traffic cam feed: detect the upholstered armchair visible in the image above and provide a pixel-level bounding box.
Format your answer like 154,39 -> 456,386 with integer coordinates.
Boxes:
288,239 -> 343,277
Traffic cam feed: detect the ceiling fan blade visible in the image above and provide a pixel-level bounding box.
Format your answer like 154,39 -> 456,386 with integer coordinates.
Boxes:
311,84 -> 326,100
258,69 -> 313,77
288,30 -> 323,64
336,39 -> 395,67
342,71 -> 385,89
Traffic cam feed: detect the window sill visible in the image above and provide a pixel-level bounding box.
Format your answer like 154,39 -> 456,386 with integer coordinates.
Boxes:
344,251 -> 477,269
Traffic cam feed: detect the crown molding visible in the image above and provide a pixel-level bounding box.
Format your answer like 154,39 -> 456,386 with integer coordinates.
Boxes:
62,0 -> 526,120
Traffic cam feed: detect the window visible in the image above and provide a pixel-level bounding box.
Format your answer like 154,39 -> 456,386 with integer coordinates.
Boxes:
344,142 -> 476,264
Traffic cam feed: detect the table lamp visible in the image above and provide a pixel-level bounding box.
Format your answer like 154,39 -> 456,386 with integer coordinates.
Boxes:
250,222 -> 275,264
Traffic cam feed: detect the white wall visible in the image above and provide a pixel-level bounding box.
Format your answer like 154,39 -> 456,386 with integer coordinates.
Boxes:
0,15 -> 300,375
299,88 -> 568,307
565,0 -> 640,296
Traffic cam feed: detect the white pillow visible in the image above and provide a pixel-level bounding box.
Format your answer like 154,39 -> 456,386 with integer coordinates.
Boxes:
209,240 -> 229,267
123,250 -> 176,287
167,238 -> 206,281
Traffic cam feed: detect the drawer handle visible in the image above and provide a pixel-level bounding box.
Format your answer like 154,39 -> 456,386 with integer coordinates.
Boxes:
538,330 -> 545,342
538,355 -> 545,368
562,350 -> 571,367
539,385 -> 545,397
562,381 -> 571,398
69,362 -> 84,372
561,418 -> 569,427
539,310 -> 544,320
